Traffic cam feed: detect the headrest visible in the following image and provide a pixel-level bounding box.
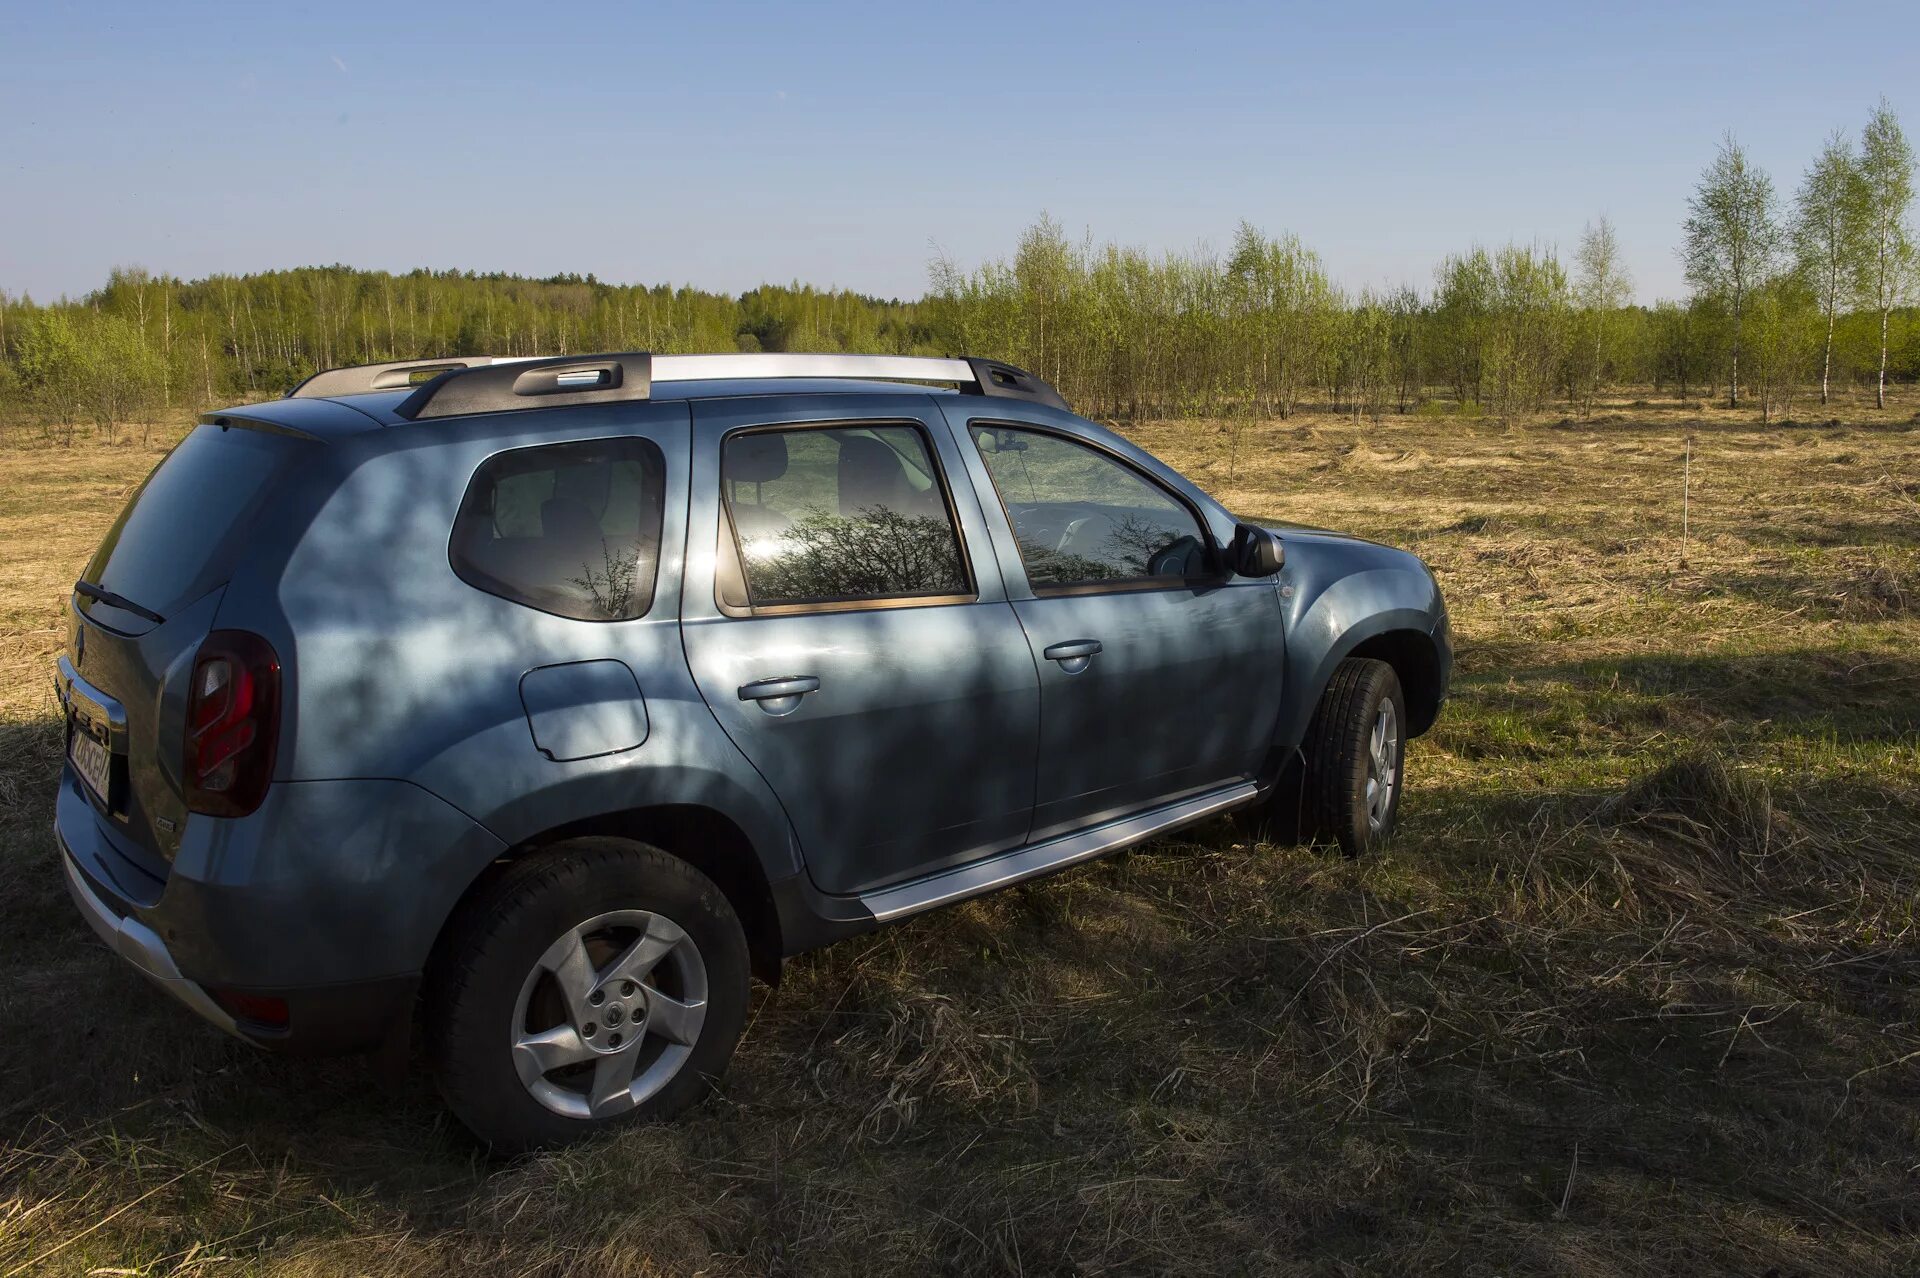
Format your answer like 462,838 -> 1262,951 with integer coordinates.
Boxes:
541,496 -> 601,544
728,433 -> 789,484
551,462 -> 612,513
837,435 -> 911,516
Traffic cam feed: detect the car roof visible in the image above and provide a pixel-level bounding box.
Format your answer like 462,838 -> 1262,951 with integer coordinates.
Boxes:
202,377 -> 969,441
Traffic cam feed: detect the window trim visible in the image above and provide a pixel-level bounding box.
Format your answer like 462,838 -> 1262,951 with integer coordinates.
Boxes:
448,435 -> 668,623
963,418 -> 1224,597
715,418 -> 980,618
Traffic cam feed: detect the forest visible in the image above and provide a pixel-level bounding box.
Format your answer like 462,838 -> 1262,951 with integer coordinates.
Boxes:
0,104 -> 1912,436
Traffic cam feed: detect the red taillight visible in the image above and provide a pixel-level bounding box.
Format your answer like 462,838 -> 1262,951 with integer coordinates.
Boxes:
185,630 -> 280,817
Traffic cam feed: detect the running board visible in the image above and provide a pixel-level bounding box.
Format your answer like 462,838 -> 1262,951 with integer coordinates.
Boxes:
859,781 -> 1258,922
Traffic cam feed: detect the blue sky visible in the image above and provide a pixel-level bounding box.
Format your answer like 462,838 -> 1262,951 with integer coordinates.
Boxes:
2,0 -> 1912,305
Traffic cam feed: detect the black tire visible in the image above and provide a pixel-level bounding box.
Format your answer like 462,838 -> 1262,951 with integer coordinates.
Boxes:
1301,658 -> 1407,856
425,837 -> 750,1153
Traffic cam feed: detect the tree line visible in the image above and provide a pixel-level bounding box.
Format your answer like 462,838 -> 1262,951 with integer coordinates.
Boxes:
0,104 -> 1912,438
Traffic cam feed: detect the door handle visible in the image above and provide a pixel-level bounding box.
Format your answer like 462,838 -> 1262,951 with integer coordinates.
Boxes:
1042,639 -> 1102,674
737,675 -> 820,716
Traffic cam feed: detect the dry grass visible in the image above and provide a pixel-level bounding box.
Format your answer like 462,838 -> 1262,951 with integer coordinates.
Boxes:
2,395 -> 1919,1275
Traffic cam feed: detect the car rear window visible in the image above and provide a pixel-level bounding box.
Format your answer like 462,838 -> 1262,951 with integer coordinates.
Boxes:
81,423 -> 298,621
450,437 -> 667,621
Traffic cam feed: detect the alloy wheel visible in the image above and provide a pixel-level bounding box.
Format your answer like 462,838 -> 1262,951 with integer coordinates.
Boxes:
510,909 -> 709,1120
1364,700 -> 1399,834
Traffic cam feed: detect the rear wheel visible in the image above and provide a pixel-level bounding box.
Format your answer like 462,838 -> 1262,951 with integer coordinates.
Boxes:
426,838 -> 750,1152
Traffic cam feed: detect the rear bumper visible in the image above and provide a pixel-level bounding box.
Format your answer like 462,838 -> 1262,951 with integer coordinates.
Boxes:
58,816 -> 420,1054
60,839 -> 241,1039
55,768 -> 500,1055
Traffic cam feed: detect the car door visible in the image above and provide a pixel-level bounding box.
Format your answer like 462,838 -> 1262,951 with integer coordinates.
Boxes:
679,393 -> 1040,896
942,411 -> 1287,842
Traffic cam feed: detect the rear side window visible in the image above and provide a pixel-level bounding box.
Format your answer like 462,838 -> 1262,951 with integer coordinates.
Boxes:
718,424 -> 970,609
82,423 -> 297,620
451,438 -> 666,621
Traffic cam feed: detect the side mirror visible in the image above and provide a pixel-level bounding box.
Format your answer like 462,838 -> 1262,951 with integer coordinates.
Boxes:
1230,524 -> 1285,578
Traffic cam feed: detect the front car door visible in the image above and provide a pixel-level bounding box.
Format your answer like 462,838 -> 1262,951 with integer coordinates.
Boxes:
679,393 -> 1040,896
940,407 -> 1287,842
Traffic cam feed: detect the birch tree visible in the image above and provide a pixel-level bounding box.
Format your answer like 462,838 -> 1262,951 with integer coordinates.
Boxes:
1683,134 -> 1782,408
1791,131 -> 1867,405
1573,217 -> 1633,414
1856,99 -> 1915,409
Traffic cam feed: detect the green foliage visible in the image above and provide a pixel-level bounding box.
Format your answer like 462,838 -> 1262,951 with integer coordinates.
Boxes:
0,267 -> 945,429
1225,223 -> 1339,418
14,309 -> 89,432
1792,130 -> 1869,402
1857,98 -> 1918,406
1647,298 -> 1719,399
2,114 -> 1916,438
1684,133 -> 1785,406
1747,273 -> 1821,422
1570,218 -> 1634,414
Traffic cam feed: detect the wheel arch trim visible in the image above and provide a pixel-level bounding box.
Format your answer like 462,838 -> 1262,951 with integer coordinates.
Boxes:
439,776 -> 800,986
1279,608 -> 1447,751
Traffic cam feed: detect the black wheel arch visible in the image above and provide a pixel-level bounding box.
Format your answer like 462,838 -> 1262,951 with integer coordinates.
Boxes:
431,804 -> 785,987
1344,628 -> 1446,737
1278,615 -> 1448,756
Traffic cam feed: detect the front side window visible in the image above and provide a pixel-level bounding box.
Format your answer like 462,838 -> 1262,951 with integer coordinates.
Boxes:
970,426 -> 1212,590
451,437 -> 665,621
720,424 -> 970,609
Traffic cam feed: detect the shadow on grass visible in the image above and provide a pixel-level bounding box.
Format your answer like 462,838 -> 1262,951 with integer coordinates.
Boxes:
3,626 -> 1918,1271
4,738 -> 1920,1272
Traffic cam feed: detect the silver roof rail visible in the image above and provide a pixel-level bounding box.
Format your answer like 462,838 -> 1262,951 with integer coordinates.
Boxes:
650,353 -> 979,385
376,352 -> 1068,419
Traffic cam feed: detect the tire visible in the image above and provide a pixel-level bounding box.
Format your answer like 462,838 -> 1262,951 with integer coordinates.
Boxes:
1301,658 -> 1407,856
425,837 -> 750,1153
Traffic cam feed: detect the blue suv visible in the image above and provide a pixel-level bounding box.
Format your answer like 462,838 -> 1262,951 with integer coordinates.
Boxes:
54,352 -> 1450,1149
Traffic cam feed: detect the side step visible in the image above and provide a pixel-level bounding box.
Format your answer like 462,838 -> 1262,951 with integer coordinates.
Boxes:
859,781 -> 1258,922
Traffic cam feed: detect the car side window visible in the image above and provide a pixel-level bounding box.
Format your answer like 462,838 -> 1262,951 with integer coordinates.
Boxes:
450,437 -> 665,621
719,424 -> 972,610
970,425 -> 1212,590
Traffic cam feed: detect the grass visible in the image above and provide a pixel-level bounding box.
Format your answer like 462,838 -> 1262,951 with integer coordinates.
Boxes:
2,395 -> 1919,1275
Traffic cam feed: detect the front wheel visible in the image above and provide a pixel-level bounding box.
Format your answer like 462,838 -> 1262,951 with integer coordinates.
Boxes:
425,838 -> 750,1152
1240,659 -> 1408,855
1303,658 -> 1407,856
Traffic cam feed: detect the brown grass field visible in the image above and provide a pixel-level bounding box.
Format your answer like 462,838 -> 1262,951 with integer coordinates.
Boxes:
2,398 -> 1918,1275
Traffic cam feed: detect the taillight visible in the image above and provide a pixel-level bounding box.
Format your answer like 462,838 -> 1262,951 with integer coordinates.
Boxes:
185,630 -> 281,817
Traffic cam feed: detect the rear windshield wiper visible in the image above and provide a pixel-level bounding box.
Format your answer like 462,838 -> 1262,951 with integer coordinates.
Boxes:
74,580 -> 167,625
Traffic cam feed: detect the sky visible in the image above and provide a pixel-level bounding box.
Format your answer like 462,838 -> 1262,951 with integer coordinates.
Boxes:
2,0 -> 1913,306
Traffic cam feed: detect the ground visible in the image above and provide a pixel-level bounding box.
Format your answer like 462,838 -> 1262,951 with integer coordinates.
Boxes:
1,398 -> 1917,1276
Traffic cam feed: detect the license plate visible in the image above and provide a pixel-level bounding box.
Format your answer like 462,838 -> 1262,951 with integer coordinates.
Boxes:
69,726 -> 112,805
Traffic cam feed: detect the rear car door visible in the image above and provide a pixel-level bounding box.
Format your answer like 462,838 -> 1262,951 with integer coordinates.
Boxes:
679,394 -> 1039,896
942,413 -> 1286,841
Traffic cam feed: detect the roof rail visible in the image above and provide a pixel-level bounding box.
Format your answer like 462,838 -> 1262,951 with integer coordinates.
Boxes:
378,352 -> 1068,420
286,356 -> 537,399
